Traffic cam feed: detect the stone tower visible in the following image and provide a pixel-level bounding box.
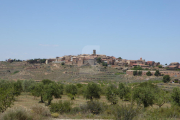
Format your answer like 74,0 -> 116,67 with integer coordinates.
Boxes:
93,49 -> 96,55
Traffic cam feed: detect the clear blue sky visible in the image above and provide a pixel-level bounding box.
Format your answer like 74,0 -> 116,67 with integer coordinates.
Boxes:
0,0 -> 180,64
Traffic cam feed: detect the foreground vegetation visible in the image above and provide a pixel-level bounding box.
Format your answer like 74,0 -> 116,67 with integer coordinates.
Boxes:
1,79 -> 180,119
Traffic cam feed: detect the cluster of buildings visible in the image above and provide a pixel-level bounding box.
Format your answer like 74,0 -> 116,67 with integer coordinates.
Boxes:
46,50 -> 106,66
5,49 -> 180,78
168,62 -> 180,69
46,50 -> 161,69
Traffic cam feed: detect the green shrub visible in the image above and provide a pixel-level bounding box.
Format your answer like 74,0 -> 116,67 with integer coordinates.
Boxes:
70,107 -> 81,114
175,79 -> 179,83
158,65 -> 162,68
13,71 -> 19,74
80,101 -> 107,114
146,71 -> 152,76
88,101 -> 107,114
146,107 -> 180,119
1,107 -> 33,120
163,75 -> 170,83
31,104 -> 51,116
80,104 -> 89,113
50,100 -> 72,114
102,62 -> 108,66
138,71 -> 142,76
133,71 -> 137,76
112,104 -> 140,120
131,66 -> 143,70
115,72 -> 125,75
76,83 -> 83,88
51,113 -> 59,118
172,87 -> 180,106
155,70 -> 161,76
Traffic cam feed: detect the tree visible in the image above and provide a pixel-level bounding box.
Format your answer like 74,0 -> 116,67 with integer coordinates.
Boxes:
158,65 -> 162,68
96,57 -> 102,64
43,82 -> 63,105
146,71 -> 152,76
65,84 -> 77,100
0,80 -> 15,113
154,90 -> 170,108
84,82 -> 101,101
42,79 -> 53,85
106,84 -> 118,104
132,82 -> 157,108
172,87 -> 180,106
22,80 -> 36,93
132,66 -> 143,70
13,80 -> 23,96
102,62 -> 108,66
31,81 -> 63,105
133,71 -> 137,76
154,70 -> 161,76
163,75 -> 170,83
31,83 -> 45,103
118,57 -> 122,59
138,71 -> 142,76
118,83 -> 131,101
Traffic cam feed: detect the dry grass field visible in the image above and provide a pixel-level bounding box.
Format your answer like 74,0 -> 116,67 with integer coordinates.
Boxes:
8,91 -> 173,119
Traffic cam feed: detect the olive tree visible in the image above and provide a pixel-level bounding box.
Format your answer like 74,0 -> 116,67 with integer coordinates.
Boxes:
0,80 -> 15,113
84,82 -> 101,101
132,82 -> 157,108
106,84 -> 118,104
118,83 -> 131,101
154,90 -> 170,108
172,87 -> 180,106
163,75 -> 170,83
65,84 -> 77,100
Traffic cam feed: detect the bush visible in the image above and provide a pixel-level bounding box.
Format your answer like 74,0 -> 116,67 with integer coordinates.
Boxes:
154,70 -> 161,76
70,107 -> 81,114
131,66 -> 143,70
138,71 -> 142,76
146,106 -> 180,119
50,100 -> 72,114
1,107 -> 33,120
102,62 -> 108,66
158,65 -> 162,68
133,71 -> 137,76
76,83 -> 83,88
163,75 -> 170,83
51,113 -> 59,118
13,71 -> 19,74
112,104 -> 140,120
172,87 -> 180,106
146,71 -> 152,76
80,101 -> 107,114
31,104 -> 51,116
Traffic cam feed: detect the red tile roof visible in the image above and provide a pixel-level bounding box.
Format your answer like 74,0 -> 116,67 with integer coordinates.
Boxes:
169,65 -> 178,68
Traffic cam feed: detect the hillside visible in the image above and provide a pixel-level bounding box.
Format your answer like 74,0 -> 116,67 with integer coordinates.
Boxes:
0,61 -> 162,83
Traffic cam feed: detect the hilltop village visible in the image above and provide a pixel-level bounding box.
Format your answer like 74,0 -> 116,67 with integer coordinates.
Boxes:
4,50 -> 180,79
